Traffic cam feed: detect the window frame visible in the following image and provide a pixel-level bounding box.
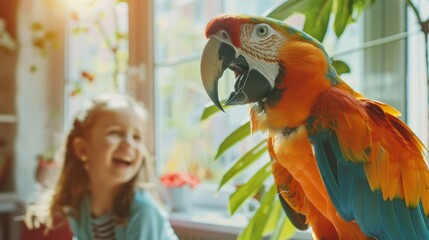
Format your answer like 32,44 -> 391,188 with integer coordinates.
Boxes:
128,0 -> 157,157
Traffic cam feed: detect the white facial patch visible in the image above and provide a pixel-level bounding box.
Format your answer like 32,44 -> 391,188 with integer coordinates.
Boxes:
238,23 -> 286,88
246,55 -> 279,88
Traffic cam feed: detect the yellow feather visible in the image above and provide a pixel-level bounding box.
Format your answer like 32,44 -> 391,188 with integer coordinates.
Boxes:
402,167 -> 421,207
364,143 -> 381,191
421,173 -> 429,215
377,147 -> 392,200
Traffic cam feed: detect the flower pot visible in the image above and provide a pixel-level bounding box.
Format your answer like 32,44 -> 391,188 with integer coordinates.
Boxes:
36,157 -> 59,188
166,185 -> 191,212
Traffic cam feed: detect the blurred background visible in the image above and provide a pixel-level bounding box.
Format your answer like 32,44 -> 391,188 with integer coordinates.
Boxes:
0,0 -> 428,239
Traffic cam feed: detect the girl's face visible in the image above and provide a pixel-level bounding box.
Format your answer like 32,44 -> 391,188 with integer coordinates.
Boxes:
81,105 -> 146,186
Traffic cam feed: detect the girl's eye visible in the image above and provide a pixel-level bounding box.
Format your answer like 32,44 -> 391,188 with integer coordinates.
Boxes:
133,134 -> 141,142
255,24 -> 270,38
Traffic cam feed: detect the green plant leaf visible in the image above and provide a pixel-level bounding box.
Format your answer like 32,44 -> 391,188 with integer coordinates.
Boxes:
116,32 -> 128,40
229,161 -> 272,215
237,184 -> 277,239
264,0 -> 313,19
350,0 -> 377,21
71,27 -> 87,35
200,100 -> 228,121
0,28 -> 17,51
218,140 -> 267,190
215,120 -> 251,159
30,22 -> 44,31
334,0 -> 352,37
302,0 -> 333,42
332,59 -> 351,75
270,214 -> 296,240
265,0 -> 333,42
262,190 -> 283,236
29,65 -> 38,73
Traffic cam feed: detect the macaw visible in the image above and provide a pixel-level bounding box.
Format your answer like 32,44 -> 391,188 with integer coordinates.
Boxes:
200,14 -> 429,240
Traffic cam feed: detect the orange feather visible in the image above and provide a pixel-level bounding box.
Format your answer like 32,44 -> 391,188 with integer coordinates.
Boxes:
265,41 -> 331,128
255,112 -> 369,239
270,139 -> 340,240
310,88 -> 429,214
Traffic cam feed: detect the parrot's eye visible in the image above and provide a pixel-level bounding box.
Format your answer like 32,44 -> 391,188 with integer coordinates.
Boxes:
221,31 -> 229,40
255,24 -> 270,38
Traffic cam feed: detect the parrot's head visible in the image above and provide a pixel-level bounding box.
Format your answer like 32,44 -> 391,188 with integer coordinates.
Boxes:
200,14 -> 344,112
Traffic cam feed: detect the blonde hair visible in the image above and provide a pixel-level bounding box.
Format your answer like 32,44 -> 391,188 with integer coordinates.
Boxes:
26,94 -> 156,230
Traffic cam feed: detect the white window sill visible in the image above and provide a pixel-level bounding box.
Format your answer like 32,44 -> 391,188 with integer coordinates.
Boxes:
169,205 -> 247,235
166,184 -> 312,239
169,205 -> 312,239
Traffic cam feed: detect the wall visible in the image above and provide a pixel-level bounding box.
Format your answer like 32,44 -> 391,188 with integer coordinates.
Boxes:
14,0 -> 65,202
0,0 -> 18,193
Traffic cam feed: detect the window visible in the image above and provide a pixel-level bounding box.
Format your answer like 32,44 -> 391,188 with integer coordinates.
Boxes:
154,0 -> 282,185
64,0 -> 129,126
407,0 -> 429,145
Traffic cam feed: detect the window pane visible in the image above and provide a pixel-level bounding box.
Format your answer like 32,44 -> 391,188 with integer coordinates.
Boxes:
154,0 -> 223,63
155,60 -> 268,183
407,0 -> 429,145
65,0 -> 129,125
154,0 -> 282,183
362,0 -> 406,115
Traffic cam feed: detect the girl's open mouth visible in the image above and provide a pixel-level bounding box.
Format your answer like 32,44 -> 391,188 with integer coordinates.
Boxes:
112,158 -> 132,168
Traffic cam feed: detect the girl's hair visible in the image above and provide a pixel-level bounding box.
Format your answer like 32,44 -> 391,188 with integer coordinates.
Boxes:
27,94 -> 155,229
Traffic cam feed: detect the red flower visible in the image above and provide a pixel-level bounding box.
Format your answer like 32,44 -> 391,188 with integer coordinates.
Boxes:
71,11 -> 79,21
160,172 -> 200,188
81,71 -> 95,82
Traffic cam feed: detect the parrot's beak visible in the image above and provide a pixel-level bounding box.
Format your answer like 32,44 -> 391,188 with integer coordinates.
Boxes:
200,37 -> 236,112
201,36 -> 274,111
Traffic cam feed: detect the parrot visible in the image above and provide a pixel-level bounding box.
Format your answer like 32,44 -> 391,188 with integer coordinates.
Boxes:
200,14 -> 429,240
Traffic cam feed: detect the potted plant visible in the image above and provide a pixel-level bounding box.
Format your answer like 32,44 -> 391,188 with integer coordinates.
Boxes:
160,172 -> 200,212
35,146 -> 59,188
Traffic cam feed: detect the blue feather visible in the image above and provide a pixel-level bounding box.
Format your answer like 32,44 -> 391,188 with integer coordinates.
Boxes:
353,180 -> 368,232
422,203 -> 429,230
338,165 -> 354,221
308,127 -> 429,239
394,199 -> 419,239
363,186 -> 382,237
309,131 -> 341,209
379,198 -> 404,240
410,204 -> 429,240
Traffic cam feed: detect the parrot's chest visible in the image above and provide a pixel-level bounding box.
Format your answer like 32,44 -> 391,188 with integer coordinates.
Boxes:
250,102 -> 314,172
269,124 -> 314,173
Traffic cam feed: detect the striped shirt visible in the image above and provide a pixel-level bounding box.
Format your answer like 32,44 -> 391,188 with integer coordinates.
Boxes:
68,189 -> 179,240
91,215 -> 115,240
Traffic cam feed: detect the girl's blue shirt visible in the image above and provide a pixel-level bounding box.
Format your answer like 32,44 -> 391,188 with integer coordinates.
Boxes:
67,189 -> 178,240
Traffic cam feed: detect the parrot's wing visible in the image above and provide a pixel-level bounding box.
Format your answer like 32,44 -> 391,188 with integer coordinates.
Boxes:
272,158 -> 341,239
268,137 -> 308,231
272,160 -> 308,231
337,77 -> 402,117
278,184 -> 308,231
307,88 -> 429,240
277,189 -> 308,231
